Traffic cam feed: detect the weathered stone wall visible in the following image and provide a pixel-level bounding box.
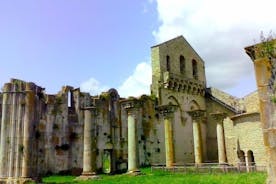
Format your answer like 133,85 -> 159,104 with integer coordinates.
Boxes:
150,36 -> 208,164
0,79 -> 46,182
224,113 -> 266,166
151,36 -> 206,98
207,87 -> 240,110
239,91 -> 259,113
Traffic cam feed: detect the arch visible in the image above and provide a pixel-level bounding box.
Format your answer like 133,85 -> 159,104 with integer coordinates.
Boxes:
166,55 -> 170,72
168,81 -> 173,89
237,150 -> 246,170
174,82 -> 178,90
247,150 -> 255,168
108,88 -> 120,101
168,95 -> 181,108
188,100 -> 200,111
178,84 -> 182,92
180,55 -> 185,74
192,59 -> 198,80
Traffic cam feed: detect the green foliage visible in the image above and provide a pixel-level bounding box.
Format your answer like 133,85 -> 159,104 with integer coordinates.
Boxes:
271,95 -> 276,103
255,31 -> 276,58
42,168 -> 266,184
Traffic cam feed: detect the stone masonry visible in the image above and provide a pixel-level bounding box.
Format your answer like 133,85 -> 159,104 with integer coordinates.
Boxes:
0,36 -> 267,183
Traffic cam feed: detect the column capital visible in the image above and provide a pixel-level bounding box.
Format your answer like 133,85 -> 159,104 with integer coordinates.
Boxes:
82,106 -> 98,116
210,112 -> 227,122
187,110 -> 205,121
121,98 -> 142,112
157,104 -> 177,118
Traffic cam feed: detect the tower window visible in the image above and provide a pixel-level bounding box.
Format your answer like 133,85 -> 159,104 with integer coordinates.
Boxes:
166,55 -> 170,72
192,59 -> 198,80
180,55 -> 185,74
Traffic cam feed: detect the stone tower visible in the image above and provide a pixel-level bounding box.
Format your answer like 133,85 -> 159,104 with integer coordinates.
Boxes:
151,36 -> 208,164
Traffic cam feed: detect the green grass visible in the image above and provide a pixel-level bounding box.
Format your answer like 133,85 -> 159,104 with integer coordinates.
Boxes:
42,168 -> 267,184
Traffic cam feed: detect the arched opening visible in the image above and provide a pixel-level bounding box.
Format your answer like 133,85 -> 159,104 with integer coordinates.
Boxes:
166,55 -> 170,72
192,59 -> 198,80
180,55 -> 185,74
237,150 -> 246,171
247,150 -> 255,171
188,100 -> 200,111
67,91 -> 72,107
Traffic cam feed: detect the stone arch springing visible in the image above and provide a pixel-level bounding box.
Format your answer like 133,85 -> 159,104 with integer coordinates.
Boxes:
168,95 -> 186,125
180,55 -> 185,74
188,100 -> 200,111
166,55 -> 170,72
192,59 -> 198,80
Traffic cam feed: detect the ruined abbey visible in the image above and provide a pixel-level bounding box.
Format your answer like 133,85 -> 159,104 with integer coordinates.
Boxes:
0,36 -> 266,183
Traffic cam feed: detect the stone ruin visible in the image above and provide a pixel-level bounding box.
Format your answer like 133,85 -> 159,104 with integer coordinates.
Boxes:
0,36 -> 270,183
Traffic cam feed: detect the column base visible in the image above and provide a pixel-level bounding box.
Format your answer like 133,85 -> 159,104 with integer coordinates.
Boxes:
127,169 -> 141,176
75,172 -> 100,181
0,177 -> 35,184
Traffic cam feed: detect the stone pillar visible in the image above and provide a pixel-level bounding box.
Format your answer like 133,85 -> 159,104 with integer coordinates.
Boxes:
211,112 -> 227,164
245,44 -> 276,183
122,99 -> 141,174
157,105 -> 176,167
188,110 -> 205,165
14,92 -> 23,178
77,107 -> 98,180
21,83 -> 35,179
245,152 -> 250,172
0,83 -> 12,179
8,83 -> 19,178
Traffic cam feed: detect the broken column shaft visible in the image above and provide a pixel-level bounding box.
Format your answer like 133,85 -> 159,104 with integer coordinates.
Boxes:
0,83 -> 12,179
245,42 -> 276,184
21,83 -> 35,179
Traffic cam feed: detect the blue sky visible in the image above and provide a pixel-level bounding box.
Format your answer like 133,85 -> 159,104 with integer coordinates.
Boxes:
0,0 -> 157,95
1,0 -> 276,98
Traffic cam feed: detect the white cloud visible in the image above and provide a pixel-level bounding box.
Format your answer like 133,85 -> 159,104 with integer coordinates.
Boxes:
80,77 -> 109,95
118,62 -> 152,98
80,62 -> 152,98
153,0 -> 276,97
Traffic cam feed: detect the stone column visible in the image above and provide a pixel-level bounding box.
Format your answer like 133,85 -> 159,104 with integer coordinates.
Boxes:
157,105 -> 176,167
21,83 -> 35,179
211,112 -> 227,164
0,83 -> 12,179
77,107 -> 98,180
122,99 -> 141,174
188,110 -> 205,165
8,83 -> 19,178
245,44 -> 276,183
14,92 -> 24,178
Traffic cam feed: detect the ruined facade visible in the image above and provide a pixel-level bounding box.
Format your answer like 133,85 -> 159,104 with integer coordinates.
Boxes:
0,36 -> 266,183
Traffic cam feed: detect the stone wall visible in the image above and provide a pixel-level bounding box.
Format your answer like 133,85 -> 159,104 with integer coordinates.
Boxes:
207,87 -> 240,110
224,113 -> 266,166
239,91 -> 259,113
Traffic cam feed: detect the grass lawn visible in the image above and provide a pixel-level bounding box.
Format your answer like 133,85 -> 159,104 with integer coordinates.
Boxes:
42,168 -> 266,184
